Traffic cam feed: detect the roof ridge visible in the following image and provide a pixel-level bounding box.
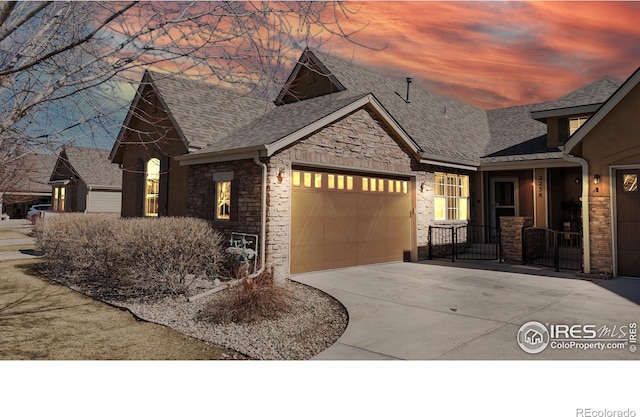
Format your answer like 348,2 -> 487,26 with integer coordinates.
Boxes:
311,48 -> 482,111
147,70 -> 272,103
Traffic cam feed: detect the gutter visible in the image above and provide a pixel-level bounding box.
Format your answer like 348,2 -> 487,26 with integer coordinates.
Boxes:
562,152 -> 591,274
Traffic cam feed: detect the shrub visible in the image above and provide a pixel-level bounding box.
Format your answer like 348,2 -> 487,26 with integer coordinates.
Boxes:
34,214 -> 225,300
201,270 -> 292,324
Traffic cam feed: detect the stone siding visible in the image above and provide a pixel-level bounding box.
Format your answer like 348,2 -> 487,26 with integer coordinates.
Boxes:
267,108 -> 429,281
588,196 -> 612,274
416,171 -> 432,260
500,216 -> 533,264
186,159 -> 263,244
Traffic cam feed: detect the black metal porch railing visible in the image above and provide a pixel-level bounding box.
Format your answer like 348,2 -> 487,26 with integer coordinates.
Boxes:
428,225 -> 501,262
522,227 -> 582,272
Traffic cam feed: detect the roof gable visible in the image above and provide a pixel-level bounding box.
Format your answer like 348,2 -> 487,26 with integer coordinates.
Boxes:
53,146 -> 122,188
279,49 -> 490,166
275,48 -> 346,105
180,93 -> 423,166
564,66 -> 640,153
530,77 -> 621,120
110,70 -> 275,163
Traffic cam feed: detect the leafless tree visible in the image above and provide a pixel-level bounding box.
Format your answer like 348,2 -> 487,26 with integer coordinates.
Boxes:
0,1 -> 365,169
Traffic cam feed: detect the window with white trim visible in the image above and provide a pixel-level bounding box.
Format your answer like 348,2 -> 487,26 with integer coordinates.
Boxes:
434,172 -> 469,221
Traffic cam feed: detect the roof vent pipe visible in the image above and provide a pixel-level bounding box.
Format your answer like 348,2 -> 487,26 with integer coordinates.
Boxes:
395,77 -> 412,104
405,77 -> 412,103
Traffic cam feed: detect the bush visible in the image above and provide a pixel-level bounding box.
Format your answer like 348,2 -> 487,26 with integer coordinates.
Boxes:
34,214 -> 225,300
200,270 -> 292,324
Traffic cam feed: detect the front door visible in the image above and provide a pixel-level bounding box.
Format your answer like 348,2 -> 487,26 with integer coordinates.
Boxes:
616,169 -> 640,277
490,178 -> 518,233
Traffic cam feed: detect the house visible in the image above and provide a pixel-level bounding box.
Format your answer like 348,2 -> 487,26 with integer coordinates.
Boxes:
0,152 -> 57,219
49,146 -> 122,214
110,49 -> 640,279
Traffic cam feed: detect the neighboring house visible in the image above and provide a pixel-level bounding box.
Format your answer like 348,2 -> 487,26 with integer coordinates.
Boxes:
50,146 -> 122,214
0,152 -> 57,219
110,49 -> 640,279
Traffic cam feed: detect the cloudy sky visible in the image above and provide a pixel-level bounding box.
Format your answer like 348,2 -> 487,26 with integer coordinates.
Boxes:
318,1 -> 640,109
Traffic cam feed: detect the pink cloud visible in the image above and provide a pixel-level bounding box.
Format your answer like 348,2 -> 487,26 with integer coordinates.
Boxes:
319,1 -> 640,109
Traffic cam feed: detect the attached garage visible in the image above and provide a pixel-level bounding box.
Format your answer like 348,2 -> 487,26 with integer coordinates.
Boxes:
615,168 -> 640,277
291,168 -> 412,274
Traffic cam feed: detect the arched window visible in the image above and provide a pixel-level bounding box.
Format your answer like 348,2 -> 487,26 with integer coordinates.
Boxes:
145,158 -> 160,217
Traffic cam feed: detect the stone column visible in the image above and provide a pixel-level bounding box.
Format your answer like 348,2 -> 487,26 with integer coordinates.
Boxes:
500,217 -> 533,264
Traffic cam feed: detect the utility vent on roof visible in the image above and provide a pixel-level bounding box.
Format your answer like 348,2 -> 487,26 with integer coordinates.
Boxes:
395,77 -> 412,104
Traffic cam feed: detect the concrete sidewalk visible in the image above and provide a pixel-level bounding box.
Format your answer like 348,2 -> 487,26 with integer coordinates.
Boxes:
293,262 -> 640,360
0,238 -> 35,247
0,250 -> 39,261
0,220 -> 37,261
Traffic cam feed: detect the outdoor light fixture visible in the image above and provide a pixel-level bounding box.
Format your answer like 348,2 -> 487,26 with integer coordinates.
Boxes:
593,174 -> 601,184
277,168 -> 285,184
420,182 -> 425,192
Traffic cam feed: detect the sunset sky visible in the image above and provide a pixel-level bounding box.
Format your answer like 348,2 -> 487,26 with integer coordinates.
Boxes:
316,1 -> 640,109
71,1 -> 640,149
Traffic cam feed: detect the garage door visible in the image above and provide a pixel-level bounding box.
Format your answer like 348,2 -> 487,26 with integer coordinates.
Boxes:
291,169 -> 411,274
616,169 -> 640,277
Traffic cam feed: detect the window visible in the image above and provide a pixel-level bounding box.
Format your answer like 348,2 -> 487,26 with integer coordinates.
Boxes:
292,170 -> 323,189
434,172 -> 469,221
53,186 -> 65,211
216,181 -> 231,220
145,158 -> 160,217
623,174 -> 638,192
569,116 -> 589,136
361,177 -> 408,194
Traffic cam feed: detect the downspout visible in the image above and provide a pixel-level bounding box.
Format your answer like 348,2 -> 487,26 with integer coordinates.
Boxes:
250,151 -> 267,278
188,152 -> 267,302
562,153 -> 591,274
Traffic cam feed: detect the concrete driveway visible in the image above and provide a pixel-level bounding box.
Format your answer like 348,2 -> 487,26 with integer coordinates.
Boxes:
293,262 -> 640,360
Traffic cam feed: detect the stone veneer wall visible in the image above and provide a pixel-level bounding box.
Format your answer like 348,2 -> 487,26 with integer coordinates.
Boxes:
588,196 -> 612,274
500,216 -> 533,264
416,171 -> 433,260
186,159 -> 263,242
267,108 -> 431,281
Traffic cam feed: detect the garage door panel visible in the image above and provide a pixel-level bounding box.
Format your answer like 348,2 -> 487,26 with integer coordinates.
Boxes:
326,193 -> 359,217
358,216 -> 386,242
291,217 -> 325,246
359,194 -> 384,217
291,169 -> 411,274
325,218 -> 358,244
324,243 -> 359,269
292,191 -> 324,215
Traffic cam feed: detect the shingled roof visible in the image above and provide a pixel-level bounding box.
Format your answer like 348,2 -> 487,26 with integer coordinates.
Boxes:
118,51 -> 626,168
2,152 -> 58,194
285,50 -> 491,166
193,90 -> 371,155
482,103 -> 558,162
53,146 -> 121,188
530,77 -> 621,114
148,71 -> 275,149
